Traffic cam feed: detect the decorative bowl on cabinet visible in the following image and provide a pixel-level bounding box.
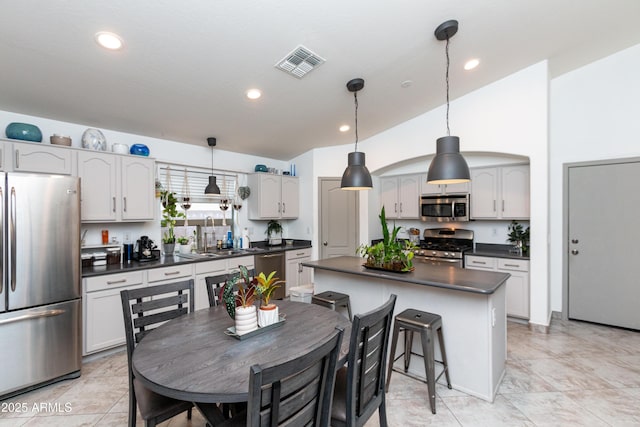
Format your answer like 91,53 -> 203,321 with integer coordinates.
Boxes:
130,143 -> 150,156
5,122 -> 43,142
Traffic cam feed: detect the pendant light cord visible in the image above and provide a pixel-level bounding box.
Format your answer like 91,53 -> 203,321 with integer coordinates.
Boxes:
354,91 -> 359,152
445,34 -> 451,137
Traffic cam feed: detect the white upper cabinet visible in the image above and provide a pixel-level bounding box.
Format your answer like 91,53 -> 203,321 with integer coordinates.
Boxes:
13,143 -> 73,175
470,165 -> 529,220
78,151 -> 155,222
380,175 -> 420,219
248,173 -> 299,220
421,181 -> 470,195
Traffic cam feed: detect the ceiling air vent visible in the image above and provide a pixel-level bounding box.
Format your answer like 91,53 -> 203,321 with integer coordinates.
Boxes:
275,45 -> 325,79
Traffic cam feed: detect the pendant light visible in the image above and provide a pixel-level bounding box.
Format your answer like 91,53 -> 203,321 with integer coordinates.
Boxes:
427,20 -> 470,184
204,137 -> 221,195
341,78 -> 372,190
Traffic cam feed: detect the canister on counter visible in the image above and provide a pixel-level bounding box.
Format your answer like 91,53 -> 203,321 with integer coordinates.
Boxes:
106,247 -> 121,265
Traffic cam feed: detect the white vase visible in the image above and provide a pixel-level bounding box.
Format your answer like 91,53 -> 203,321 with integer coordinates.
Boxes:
179,244 -> 192,254
258,305 -> 279,327
235,305 -> 258,335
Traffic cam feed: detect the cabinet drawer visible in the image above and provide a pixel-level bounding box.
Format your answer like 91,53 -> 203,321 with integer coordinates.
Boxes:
194,259 -> 227,275
228,256 -> 255,273
286,248 -> 312,261
84,271 -> 144,293
147,265 -> 194,283
497,259 -> 529,272
465,256 -> 496,269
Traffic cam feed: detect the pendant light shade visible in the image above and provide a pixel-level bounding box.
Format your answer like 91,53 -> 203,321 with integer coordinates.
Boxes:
427,136 -> 470,184
204,137 -> 221,195
427,20 -> 470,185
341,78 -> 372,190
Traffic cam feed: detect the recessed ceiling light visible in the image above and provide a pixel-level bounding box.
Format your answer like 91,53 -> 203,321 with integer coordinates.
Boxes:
339,125 -> 350,132
464,58 -> 480,70
246,89 -> 262,100
95,31 -> 124,50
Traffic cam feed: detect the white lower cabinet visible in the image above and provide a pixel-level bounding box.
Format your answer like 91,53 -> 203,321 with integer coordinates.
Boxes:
465,255 -> 530,319
83,271 -> 145,355
193,256 -> 255,311
285,248 -> 312,296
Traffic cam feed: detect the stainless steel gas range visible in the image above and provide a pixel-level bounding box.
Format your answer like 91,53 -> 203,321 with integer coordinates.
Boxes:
412,228 -> 474,268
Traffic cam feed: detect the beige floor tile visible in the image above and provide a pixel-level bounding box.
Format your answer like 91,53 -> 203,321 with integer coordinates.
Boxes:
504,391 -> 611,426
0,418 -> 29,426
519,357 -> 615,391
47,376 -> 128,416
441,394 -> 534,426
498,360 -> 557,394
566,388 -> 640,426
22,413 -> 104,426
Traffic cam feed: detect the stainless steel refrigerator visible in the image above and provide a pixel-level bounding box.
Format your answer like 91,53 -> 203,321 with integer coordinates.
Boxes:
0,173 -> 82,398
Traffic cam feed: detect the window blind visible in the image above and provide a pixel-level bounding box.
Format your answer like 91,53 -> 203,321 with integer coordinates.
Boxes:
158,164 -> 237,204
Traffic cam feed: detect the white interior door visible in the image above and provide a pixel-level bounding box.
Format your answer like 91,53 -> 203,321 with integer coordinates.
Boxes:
567,161 -> 640,330
319,178 -> 358,259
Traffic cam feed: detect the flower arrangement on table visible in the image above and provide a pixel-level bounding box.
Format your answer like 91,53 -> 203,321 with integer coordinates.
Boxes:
357,206 -> 417,272
255,271 -> 284,326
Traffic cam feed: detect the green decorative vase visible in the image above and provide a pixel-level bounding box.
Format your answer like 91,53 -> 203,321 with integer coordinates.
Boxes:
5,122 -> 43,142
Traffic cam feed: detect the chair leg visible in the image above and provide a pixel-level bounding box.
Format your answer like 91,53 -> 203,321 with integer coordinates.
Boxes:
385,322 -> 401,392
421,328 -> 437,414
187,407 -> 192,419
403,330 -> 413,372
129,388 -> 137,427
345,299 -> 353,320
437,326 -> 452,389
378,393 -> 388,427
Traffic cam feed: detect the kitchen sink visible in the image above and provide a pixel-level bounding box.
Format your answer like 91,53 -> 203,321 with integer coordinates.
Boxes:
176,249 -> 249,259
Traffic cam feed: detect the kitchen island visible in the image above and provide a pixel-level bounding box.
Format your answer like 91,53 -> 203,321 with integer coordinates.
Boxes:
302,256 -> 510,402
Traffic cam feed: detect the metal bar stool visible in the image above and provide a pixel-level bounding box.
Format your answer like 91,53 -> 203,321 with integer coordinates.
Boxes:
311,291 -> 353,320
385,309 -> 451,414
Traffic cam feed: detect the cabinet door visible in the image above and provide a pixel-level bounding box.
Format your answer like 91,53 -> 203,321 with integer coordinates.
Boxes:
501,165 -> 530,219
0,141 -> 11,171
78,151 -> 118,221
285,257 -> 300,295
280,176 -> 299,219
121,156 -> 155,221
249,174 -> 281,219
84,281 -> 146,355
443,182 -> 470,194
194,260 -> 227,311
398,175 -> 420,219
470,168 -> 499,219
497,259 -> 530,319
14,143 -> 73,175
421,182 -> 443,195
380,177 -> 399,218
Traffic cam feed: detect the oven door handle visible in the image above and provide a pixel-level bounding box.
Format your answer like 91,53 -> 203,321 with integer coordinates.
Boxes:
421,256 -> 461,265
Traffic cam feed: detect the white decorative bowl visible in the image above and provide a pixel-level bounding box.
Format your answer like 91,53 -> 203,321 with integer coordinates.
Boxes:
112,143 -> 129,154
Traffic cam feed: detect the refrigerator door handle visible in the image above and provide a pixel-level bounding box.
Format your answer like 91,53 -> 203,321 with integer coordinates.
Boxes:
0,309 -> 66,326
0,186 -> 3,296
10,186 -> 16,292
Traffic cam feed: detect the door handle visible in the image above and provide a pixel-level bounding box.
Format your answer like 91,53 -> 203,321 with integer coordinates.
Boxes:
571,249 -> 579,255
323,241 -> 328,246
571,239 -> 579,244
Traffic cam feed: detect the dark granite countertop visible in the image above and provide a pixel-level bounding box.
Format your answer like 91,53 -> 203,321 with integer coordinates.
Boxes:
466,243 -> 530,260
302,256 -> 509,295
82,240 -> 312,278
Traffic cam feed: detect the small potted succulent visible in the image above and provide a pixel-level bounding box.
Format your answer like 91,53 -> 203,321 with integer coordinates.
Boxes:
176,235 -> 191,254
255,271 -> 284,327
222,265 -> 258,335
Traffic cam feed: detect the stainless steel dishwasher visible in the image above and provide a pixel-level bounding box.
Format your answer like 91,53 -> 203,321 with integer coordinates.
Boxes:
254,252 -> 286,300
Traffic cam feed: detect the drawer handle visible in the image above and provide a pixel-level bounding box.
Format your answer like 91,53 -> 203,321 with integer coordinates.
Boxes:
503,263 -> 520,268
296,252 -> 305,256
164,271 -> 181,276
472,261 -> 486,265
106,279 -> 127,285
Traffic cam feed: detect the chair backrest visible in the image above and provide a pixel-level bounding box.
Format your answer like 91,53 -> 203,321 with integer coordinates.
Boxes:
120,279 -> 195,363
205,268 -> 255,308
344,294 -> 397,427
247,327 -> 344,427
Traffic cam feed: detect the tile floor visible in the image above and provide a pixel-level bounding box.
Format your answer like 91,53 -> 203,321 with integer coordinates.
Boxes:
1,318 -> 639,426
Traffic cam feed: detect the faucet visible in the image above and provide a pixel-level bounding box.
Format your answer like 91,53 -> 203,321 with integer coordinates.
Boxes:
203,216 -> 213,252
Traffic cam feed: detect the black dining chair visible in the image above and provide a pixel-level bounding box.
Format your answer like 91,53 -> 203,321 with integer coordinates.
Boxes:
120,279 -> 195,427
196,326 -> 344,427
205,268 -> 255,307
331,294 -> 397,427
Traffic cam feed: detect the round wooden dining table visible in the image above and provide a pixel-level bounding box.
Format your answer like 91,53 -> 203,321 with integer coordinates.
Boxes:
132,300 -> 352,404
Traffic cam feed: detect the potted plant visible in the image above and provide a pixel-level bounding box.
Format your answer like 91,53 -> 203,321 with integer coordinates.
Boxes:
357,206 -> 416,272
176,235 -> 191,254
222,265 -> 258,335
507,220 -> 530,256
266,220 -> 283,246
160,190 -> 185,255
255,270 -> 284,327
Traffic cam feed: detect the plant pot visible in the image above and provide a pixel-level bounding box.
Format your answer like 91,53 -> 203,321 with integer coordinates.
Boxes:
258,304 -> 279,327
179,244 -> 192,254
235,305 -> 258,335
162,242 -> 175,256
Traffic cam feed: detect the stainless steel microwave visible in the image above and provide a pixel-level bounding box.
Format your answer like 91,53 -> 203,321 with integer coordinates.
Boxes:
420,194 -> 470,222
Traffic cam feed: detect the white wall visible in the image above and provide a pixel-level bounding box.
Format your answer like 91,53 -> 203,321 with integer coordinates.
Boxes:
549,43 -> 640,312
308,62 -> 551,327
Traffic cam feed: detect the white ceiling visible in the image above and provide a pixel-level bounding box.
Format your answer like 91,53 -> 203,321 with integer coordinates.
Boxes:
1,1 -> 639,160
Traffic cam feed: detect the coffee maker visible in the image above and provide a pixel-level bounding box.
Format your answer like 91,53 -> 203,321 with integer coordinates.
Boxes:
134,236 -> 158,262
